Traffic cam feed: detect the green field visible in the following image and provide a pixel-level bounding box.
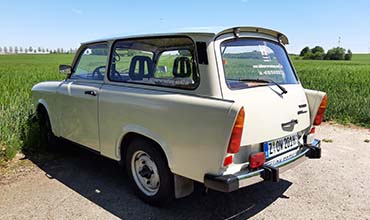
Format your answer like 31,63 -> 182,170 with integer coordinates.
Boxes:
0,53 -> 369,161
292,54 -> 370,127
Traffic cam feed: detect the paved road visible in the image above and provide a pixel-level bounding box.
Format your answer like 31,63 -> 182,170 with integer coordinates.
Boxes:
0,123 -> 369,220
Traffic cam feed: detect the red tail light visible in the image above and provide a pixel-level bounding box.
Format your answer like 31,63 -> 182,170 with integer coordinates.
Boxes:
314,95 -> 328,125
309,127 -> 316,134
223,155 -> 233,166
227,107 -> 245,154
249,152 -> 266,169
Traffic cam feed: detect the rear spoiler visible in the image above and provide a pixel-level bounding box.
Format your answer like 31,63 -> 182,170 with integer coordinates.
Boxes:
215,27 -> 289,45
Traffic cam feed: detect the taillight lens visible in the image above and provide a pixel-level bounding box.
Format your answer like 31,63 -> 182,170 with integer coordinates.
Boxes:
314,95 -> 328,125
223,155 -> 233,166
249,152 -> 266,169
227,107 -> 245,154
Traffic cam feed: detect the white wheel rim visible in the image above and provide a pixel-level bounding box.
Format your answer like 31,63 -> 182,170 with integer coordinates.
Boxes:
131,150 -> 160,196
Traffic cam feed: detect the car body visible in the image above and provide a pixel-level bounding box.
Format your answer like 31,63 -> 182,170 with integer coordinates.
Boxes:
32,26 -> 327,205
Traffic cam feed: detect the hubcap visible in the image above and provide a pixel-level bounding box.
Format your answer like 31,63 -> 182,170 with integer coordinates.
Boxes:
131,150 -> 160,196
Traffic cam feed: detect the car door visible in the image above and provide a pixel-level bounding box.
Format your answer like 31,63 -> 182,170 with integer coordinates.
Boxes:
56,43 -> 108,152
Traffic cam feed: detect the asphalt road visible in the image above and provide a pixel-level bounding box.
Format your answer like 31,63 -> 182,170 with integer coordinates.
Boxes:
0,123 -> 369,220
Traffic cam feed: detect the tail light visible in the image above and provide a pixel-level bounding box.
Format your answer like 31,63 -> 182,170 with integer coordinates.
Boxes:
227,107 -> 245,154
314,95 -> 328,125
249,152 -> 266,169
309,127 -> 316,134
223,155 -> 233,166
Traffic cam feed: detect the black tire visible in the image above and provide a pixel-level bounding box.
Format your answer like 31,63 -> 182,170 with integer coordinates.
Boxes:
37,109 -> 59,150
125,138 -> 174,206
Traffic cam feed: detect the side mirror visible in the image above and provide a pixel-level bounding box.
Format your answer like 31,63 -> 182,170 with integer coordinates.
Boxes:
59,64 -> 72,75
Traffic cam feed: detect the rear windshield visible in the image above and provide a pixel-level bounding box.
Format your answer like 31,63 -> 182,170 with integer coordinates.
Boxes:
220,39 -> 298,90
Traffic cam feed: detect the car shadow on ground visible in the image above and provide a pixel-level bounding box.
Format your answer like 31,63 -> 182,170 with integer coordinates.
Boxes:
26,142 -> 292,220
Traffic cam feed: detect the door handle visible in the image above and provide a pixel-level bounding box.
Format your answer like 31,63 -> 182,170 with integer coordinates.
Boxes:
281,119 -> 298,129
84,90 -> 97,96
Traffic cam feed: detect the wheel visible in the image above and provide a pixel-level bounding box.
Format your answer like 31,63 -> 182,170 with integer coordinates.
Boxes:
37,110 -> 58,149
125,138 -> 174,206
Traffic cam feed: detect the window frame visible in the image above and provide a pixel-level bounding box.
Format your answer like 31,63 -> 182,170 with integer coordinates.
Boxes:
69,42 -> 109,81
107,35 -> 200,91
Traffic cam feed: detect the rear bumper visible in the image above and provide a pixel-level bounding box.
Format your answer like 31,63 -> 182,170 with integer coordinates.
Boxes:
204,139 -> 321,192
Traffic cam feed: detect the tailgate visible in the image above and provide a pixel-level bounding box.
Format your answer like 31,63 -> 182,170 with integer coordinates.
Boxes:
224,84 -> 310,145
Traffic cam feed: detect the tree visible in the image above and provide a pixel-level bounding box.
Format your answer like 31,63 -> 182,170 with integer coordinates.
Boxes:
19,47 -> 23,53
29,46 -> 33,53
345,49 -> 352,60
324,47 -> 346,60
300,46 -> 311,56
42,48 -> 45,53
303,51 -> 324,60
0,47 -> 2,53
302,51 -> 313,60
38,47 -> 41,52
311,46 -> 324,54
4,46 -> 8,53
14,46 -> 18,54
9,46 -> 13,53
25,48 -> 28,53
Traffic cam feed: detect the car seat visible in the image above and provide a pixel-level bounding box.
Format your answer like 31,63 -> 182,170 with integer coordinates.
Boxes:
129,56 -> 154,80
173,57 -> 192,78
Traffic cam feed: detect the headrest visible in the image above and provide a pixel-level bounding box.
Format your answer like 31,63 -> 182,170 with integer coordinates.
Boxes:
129,56 -> 154,80
173,57 -> 191,78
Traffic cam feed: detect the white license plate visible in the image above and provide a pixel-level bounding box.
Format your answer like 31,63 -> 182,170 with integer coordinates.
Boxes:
266,149 -> 298,166
264,133 -> 299,159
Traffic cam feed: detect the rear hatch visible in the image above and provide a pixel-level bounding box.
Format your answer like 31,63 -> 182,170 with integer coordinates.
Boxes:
217,34 -> 310,156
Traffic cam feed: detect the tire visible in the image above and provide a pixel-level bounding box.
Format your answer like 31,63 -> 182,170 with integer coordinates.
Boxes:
125,138 -> 174,206
37,110 -> 59,150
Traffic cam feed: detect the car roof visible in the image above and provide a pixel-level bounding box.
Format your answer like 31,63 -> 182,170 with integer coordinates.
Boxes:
81,26 -> 288,45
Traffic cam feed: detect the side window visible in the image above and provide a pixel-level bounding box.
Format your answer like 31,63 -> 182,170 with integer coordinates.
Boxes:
154,49 -> 197,89
71,44 -> 108,81
156,50 -> 192,78
110,48 -> 154,82
109,37 -> 199,89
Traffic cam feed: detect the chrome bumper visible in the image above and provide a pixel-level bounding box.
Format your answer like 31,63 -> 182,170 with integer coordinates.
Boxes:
204,139 -> 321,192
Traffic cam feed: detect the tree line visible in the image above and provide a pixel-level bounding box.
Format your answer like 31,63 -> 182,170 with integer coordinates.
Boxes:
0,46 -> 77,54
300,46 -> 352,60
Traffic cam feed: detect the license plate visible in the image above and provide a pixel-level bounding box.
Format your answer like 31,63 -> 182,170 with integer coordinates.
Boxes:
266,149 -> 298,166
264,133 -> 299,159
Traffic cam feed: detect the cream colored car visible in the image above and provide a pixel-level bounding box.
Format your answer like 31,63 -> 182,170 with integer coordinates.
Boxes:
32,27 -> 327,205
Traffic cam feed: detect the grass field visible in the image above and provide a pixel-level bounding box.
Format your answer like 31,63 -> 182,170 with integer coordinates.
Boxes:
0,54 -> 72,160
292,54 -> 370,127
0,53 -> 369,161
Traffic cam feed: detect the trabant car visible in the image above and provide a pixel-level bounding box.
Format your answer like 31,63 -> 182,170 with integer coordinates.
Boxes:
32,27 -> 327,205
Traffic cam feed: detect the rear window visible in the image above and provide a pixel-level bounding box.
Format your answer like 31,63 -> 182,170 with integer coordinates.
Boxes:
220,39 -> 298,90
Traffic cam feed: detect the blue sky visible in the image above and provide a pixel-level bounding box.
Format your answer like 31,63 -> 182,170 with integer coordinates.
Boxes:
1,0 -> 370,53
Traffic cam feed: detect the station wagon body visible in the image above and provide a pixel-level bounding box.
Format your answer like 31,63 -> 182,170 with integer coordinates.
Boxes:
32,27 -> 327,205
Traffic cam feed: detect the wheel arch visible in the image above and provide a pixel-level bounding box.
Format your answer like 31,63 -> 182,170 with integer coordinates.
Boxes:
117,128 -> 172,170
35,99 -> 57,135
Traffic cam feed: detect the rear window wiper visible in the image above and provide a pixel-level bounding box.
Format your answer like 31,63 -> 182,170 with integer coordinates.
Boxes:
237,78 -> 288,95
